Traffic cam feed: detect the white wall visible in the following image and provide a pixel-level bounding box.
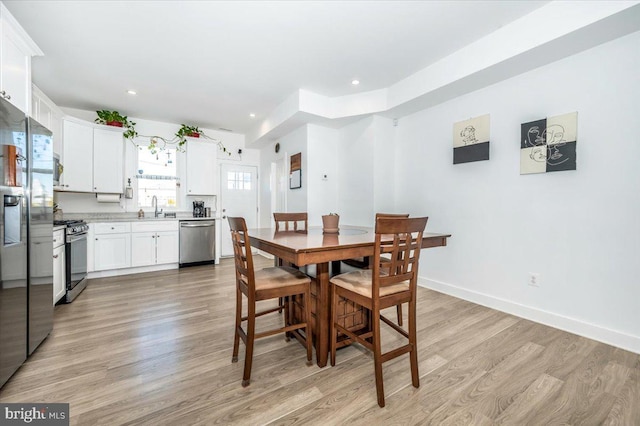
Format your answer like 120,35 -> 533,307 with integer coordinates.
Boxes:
336,115 -> 398,226
307,124 -> 339,226
337,116 -> 376,226
393,31 -> 640,352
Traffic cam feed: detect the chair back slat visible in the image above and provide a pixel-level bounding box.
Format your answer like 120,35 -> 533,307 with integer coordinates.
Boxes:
228,217 -> 256,293
372,217 -> 428,298
274,212 -> 308,232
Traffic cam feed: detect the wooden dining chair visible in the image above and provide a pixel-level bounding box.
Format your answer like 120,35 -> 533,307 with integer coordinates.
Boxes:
330,216 -> 428,407
273,212 -> 308,232
273,212 -> 309,313
228,217 -> 313,387
343,213 -> 410,325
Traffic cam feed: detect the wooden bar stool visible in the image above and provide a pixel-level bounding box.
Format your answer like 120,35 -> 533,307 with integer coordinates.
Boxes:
228,217 -> 313,387
342,213 -> 410,326
273,212 -> 308,232
273,212 -> 309,313
330,216 -> 428,407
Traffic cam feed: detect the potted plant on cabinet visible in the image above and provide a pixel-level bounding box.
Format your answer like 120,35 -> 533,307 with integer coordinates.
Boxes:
95,110 -> 137,139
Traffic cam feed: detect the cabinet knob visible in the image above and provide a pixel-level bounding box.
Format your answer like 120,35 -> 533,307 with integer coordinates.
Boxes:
53,254 -> 59,259
111,227 -> 115,230
5,94 -> 11,100
95,238 -> 98,240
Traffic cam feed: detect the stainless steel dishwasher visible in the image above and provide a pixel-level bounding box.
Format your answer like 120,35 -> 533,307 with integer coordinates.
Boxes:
179,219 -> 215,267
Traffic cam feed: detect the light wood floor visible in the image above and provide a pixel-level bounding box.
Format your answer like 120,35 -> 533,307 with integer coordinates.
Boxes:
1,256 -> 638,425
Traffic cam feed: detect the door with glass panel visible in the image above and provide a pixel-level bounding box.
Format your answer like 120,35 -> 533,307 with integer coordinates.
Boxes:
220,165 -> 258,257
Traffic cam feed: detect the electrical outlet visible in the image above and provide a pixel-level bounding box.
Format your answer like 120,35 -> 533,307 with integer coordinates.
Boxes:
528,272 -> 540,287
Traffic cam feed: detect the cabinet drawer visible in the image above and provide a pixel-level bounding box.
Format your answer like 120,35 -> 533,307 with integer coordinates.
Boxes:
53,229 -> 65,248
131,220 -> 178,233
93,222 -> 131,234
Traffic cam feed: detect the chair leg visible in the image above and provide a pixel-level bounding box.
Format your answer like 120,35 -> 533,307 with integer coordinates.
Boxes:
242,300 -> 256,387
396,303 -> 403,326
409,298 -> 419,389
232,286 -> 242,363
304,287 -> 313,366
330,286 -> 338,367
278,296 -> 284,313
284,295 -> 290,341
372,306 -> 385,407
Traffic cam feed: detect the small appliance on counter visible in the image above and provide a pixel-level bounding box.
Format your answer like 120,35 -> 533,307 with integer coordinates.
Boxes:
193,200 -> 205,217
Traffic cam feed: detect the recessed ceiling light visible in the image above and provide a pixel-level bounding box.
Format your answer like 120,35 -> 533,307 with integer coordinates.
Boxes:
127,90 -> 137,95
351,79 -> 360,86
249,113 -> 256,118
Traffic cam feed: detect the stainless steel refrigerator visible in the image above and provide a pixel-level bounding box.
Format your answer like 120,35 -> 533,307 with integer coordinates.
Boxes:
26,116 -> 53,355
0,97 -> 53,388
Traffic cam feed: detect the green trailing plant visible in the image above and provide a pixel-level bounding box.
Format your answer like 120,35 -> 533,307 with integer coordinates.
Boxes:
94,110 -> 138,139
175,124 -> 202,140
95,111 -> 231,156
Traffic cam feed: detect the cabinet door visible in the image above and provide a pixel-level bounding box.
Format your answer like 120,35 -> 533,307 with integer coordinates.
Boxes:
186,139 -> 217,195
156,231 -> 179,264
93,127 -> 123,193
94,233 -> 131,271
62,120 -> 93,192
53,244 -> 65,304
0,20 -> 29,113
131,232 -> 156,267
32,95 -> 52,130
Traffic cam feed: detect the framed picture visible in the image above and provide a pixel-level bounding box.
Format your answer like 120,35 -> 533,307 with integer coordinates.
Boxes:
520,112 -> 577,174
290,169 -> 301,189
453,114 -> 490,164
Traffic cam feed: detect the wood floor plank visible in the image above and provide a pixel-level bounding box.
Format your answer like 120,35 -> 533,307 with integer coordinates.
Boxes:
0,255 -> 637,425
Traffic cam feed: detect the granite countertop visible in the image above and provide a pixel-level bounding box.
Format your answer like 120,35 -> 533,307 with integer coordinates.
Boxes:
61,212 -> 218,223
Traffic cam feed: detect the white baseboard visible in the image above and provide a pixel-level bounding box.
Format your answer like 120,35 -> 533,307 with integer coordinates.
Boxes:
420,277 -> 640,355
88,263 -> 178,279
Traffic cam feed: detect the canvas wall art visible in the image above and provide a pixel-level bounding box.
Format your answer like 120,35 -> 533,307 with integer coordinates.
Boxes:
453,114 -> 490,164
520,112 -> 577,174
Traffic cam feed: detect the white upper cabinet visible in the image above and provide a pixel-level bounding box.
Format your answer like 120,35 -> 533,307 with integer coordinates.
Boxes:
0,3 -> 42,114
61,117 -> 124,193
186,138 -> 218,195
32,85 -> 64,156
62,119 -> 93,192
93,127 -> 123,193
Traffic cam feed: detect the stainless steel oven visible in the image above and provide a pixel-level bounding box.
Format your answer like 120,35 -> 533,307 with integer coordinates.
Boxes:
54,220 -> 88,302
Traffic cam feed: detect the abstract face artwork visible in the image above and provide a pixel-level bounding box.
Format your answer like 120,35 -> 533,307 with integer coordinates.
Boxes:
453,114 -> 490,164
520,112 -> 577,174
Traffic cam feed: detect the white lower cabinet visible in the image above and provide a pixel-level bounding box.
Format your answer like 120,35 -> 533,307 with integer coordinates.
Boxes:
155,231 -> 179,264
131,221 -> 179,267
89,221 -> 179,274
93,222 -> 131,271
53,229 -> 65,304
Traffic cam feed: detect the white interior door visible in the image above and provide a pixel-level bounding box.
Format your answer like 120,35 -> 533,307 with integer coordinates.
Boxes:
220,164 -> 258,257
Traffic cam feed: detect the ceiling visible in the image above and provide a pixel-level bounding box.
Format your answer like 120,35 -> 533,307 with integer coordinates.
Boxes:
5,1 -> 548,136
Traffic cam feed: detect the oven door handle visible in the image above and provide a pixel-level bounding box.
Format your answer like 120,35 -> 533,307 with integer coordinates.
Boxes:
67,232 -> 88,243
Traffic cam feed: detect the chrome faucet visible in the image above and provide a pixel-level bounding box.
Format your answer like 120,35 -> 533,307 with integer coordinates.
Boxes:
152,195 -> 163,218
